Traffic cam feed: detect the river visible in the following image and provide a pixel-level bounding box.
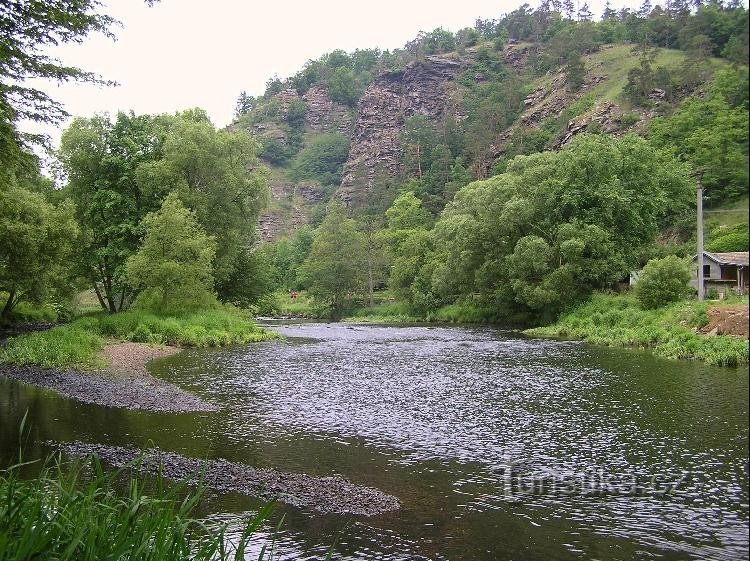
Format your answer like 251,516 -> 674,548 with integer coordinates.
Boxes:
1,322 -> 748,560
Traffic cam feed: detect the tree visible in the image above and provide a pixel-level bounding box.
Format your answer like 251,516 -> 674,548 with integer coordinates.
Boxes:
289,133 -> 350,186
126,194 -> 217,314
138,112 -> 269,303
648,71 -> 749,204
299,203 -> 366,316
0,185 -> 78,321
0,0 -> 157,161
234,91 -> 255,118
634,256 -> 690,309
427,134 -> 693,317
566,52 -> 586,90
59,112 -> 170,312
327,67 -> 359,106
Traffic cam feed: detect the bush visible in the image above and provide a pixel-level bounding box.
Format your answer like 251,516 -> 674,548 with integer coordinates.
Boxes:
289,133 -> 350,186
635,256 -> 691,310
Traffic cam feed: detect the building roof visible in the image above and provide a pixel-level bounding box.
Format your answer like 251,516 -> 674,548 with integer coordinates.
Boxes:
700,251 -> 750,266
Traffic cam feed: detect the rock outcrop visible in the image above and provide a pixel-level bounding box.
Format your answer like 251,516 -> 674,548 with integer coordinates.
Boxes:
338,55 -> 466,204
302,85 -> 354,135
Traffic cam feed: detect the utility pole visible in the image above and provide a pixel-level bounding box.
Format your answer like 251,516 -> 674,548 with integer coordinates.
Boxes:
696,170 -> 705,301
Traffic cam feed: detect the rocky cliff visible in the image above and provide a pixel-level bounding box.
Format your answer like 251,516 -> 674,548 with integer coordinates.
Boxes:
338,54 -> 466,205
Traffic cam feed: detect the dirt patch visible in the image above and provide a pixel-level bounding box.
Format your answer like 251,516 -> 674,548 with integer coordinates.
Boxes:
58,442 -> 401,516
700,305 -> 749,338
100,342 -> 180,376
0,342 -> 216,413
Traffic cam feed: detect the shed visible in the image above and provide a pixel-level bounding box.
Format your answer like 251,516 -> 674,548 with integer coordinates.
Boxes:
691,251 -> 749,296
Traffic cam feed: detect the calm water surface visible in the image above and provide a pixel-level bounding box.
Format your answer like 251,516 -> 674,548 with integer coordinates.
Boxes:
1,322 -> 748,560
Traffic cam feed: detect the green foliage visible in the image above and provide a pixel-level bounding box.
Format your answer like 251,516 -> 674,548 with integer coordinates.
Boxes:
61,110 -> 269,310
527,293 -> 748,367
327,67 -> 360,106
0,452 -> 274,561
706,223 -> 749,252
634,255 -> 691,309
649,68 -> 749,205
266,226 -> 315,291
0,184 -> 78,320
92,309 -> 273,348
289,134 -> 350,186
126,194 -> 217,315
0,326 -> 104,369
299,203 -> 366,315
427,134 -> 692,318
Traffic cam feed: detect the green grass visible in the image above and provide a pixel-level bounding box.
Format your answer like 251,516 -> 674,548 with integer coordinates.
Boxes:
526,293 -> 749,367
344,301 -> 423,324
344,299 -> 503,325
0,308 -> 276,370
0,326 -> 105,369
0,451 -> 274,560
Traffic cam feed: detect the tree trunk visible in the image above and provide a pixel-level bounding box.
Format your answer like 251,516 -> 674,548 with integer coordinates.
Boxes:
1,289 -> 17,321
93,283 -> 108,311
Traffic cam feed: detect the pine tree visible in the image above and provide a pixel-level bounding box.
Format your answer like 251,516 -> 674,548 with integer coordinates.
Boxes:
602,0 -> 617,19
578,2 -> 593,21
638,0 -> 653,18
563,0 -> 575,19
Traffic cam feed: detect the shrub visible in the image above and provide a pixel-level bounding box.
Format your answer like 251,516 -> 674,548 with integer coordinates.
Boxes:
635,256 -> 691,310
289,133 -> 350,186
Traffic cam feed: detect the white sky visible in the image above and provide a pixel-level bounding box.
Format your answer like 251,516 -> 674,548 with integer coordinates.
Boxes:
25,0 -> 649,148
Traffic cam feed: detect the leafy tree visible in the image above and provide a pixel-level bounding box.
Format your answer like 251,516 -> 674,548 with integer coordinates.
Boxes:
59,112 -> 169,312
138,113 -> 269,302
649,72 -> 749,204
634,256 -> 691,309
428,135 -> 692,317
299,203 -> 366,315
289,133 -> 350,186
0,185 -> 78,320
706,223 -> 749,252
327,67 -> 359,106
126,194 -> 217,314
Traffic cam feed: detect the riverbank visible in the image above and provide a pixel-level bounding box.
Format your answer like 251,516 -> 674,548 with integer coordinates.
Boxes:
0,308 -> 276,370
526,293 -> 749,367
0,307 -> 276,411
0,341 -> 216,412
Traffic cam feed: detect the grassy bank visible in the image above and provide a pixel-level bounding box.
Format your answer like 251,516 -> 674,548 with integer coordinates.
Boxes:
526,294 -> 749,367
343,300 -> 511,325
0,308 -> 275,370
0,452 -> 272,560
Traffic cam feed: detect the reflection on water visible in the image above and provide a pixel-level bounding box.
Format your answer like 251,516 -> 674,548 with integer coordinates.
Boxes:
1,322 -> 747,560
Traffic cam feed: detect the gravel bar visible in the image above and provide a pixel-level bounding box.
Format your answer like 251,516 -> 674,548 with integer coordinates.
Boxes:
0,363 -> 217,413
58,441 -> 401,516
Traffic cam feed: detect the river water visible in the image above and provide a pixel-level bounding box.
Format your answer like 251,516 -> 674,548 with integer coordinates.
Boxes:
0,322 -> 748,560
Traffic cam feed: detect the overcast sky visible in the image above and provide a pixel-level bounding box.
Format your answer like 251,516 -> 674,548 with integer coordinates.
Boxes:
26,0 -> 650,147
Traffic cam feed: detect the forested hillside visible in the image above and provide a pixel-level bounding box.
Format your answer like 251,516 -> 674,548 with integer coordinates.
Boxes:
230,1 -> 747,323
1,0 -> 747,333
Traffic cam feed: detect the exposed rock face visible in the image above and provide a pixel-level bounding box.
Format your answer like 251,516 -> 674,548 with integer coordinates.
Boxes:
258,178 -> 326,241
338,55 -> 466,204
302,85 -> 354,135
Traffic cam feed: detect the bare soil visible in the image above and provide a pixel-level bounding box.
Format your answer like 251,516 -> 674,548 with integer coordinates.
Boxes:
700,305 -> 749,338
